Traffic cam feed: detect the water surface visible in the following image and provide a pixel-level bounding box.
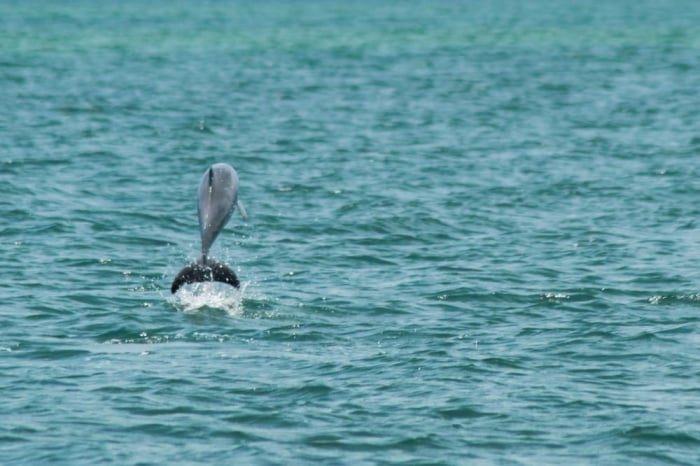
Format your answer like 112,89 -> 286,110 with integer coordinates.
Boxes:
1,1 -> 699,464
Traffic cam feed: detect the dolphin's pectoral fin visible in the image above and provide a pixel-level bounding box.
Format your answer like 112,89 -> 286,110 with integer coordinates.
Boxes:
170,260 -> 239,294
236,200 -> 248,220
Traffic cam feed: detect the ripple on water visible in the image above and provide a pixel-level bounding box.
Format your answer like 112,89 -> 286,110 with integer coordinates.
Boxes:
2,1 -> 700,465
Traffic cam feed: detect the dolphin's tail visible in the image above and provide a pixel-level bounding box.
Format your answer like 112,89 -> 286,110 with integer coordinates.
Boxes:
170,258 -> 239,294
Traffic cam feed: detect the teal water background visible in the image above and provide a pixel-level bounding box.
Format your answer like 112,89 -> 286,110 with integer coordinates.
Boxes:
2,1 -> 700,464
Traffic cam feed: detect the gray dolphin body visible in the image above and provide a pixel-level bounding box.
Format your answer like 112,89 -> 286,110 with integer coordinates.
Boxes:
171,163 -> 247,294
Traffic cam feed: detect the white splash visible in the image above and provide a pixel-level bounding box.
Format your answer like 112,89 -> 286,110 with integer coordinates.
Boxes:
169,281 -> 249,317
543,292 -> 570,300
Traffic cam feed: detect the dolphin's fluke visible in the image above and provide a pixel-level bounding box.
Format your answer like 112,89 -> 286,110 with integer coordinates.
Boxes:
171,259 -> 240,294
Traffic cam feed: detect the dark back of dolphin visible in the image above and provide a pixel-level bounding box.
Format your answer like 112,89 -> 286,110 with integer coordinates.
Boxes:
171,259 -> 239,294
171,163 -> 246,294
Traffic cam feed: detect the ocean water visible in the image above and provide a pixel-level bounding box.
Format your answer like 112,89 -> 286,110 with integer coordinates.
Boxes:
1,1 -> 700,464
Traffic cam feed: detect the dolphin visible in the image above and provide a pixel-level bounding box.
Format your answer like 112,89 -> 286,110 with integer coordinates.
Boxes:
171,163 -> 247,294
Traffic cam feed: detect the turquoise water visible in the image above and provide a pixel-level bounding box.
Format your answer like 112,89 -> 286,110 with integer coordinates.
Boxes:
2,1 -> 700,464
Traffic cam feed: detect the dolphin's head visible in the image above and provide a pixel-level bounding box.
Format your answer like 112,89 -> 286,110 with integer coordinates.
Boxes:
197,163 -> 240,257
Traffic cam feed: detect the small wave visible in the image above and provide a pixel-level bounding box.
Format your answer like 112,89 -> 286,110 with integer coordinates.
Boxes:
647,294 -> 700,305
542,292 -> 571,301
168,281 -> 249,316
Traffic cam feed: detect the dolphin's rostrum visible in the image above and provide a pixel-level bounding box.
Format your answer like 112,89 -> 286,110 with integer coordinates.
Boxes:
171,163 -> 247,294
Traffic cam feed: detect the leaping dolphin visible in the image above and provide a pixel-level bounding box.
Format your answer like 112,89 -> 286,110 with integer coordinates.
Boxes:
171,163 -> 247,294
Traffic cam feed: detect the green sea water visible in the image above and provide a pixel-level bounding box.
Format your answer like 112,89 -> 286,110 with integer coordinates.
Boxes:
1,1 -> 700,464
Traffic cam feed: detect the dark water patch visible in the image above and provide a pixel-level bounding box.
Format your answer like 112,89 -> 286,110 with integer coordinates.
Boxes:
91,384 -> 152,395
56,105 -> 106,115
304,431 -> 443,454
13,347 -> 92,361
209,429 -> 266,442
118,405 -> 205,417
2,157 -> 72,168
624,450 -> 698,466
344,253 -> 398,266
0,434 -> 30,444
620,424 -> 700,446
127,422 -> 202,438
436,405 -> 493,420
480,356 -> 530,371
